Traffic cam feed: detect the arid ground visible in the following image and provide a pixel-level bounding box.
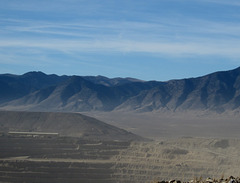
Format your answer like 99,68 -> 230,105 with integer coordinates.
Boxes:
1,135 -> 240,182
1,111 -> 240,183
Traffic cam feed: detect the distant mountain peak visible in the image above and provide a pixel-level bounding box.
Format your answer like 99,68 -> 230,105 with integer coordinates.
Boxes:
22,71 -> 47,76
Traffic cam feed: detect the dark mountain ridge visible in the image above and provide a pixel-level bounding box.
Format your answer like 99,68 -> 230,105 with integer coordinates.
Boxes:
0,71 -> 67,103
83,75 -> 143,86
1,67 -> 240,113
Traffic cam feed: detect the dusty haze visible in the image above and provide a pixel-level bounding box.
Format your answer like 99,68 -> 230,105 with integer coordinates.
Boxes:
84,110 -> 240,139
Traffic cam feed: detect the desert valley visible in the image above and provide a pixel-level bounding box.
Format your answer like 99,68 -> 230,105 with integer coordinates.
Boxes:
0,67 -> 240,182
2,0 -> 240,182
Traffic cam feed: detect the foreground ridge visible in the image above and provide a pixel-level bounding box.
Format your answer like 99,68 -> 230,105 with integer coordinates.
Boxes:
154,176 -> 239,183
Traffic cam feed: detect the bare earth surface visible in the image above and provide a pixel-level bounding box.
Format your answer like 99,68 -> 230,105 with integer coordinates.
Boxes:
1,111 -> 240,182
112,137 -> 240,182
1,135 -> 240,183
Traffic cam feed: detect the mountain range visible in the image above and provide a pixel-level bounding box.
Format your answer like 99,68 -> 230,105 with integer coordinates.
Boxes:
1,67 -> 240,113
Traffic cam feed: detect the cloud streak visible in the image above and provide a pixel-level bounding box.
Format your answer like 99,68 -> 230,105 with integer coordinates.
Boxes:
1,17 -> 240,58
1,37 -> 240,58
4,17 -> 240,38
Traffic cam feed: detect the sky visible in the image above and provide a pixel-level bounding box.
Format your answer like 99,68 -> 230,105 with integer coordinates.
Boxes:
1,0 -> 240,81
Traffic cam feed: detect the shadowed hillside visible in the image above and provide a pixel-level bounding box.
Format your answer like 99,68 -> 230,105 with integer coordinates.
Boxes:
0,111 -> 143,141
1,67 -> 240,113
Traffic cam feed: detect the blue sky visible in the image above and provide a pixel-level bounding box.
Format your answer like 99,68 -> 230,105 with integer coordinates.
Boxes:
1,0 -> 240,81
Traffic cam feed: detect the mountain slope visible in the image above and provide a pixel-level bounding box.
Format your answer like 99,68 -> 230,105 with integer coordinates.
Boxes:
83,75 -> 143,86
0,71 -> 68,103
1,75 -> 158,112
116,67 -> 240,112
1,67 -> 240,113
0,111 -> 142,141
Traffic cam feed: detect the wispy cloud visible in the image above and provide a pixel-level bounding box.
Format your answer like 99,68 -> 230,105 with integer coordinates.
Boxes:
1,16 -> 240,59
1,37 -> 240,59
